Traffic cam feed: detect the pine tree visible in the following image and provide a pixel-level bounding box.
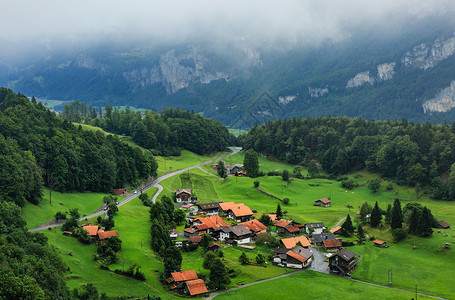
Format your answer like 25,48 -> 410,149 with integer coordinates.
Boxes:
370,201 -> 382,227
408,208 -> 419,234
341,214 -> 355,234
391,199 -> 403,229
209,258 -> 230,290
357,225 -> 365,243
243,149 -> 259,177
417,207 -> 433,237
385,204 -> 392,224
239,252 -> 250,265
276,204 -> 283,219
217,161 -> 227,179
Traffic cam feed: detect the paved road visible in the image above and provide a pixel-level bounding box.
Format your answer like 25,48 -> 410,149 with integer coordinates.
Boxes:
331,216 -> 346,230
308,246 -> 329,274
28,147 -> 241,232
197,166 -> 222,179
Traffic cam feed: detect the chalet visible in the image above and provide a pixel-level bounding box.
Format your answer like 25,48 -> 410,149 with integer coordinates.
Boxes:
329,248 -> 357,275
197,202 -> 220,215
228,164 -> 244,174
273,245 -> 313,269
240,219 -> 267,235
310,233 -> 336,246
280,236 -> 311,249
185,279 -> 208,296
174,189 -> 192,203
97,230 -> 119,240
275,219 -> 303,235
215,225 -> 254,244
236,171 -> 248,177
192,215 -> 228,233
189,235 -> 202,245
184,228 -> 199,237
314,198 -> 331,207
111,189 -> 126,196
438,220 -> 451,229
305,222 -> 326,235
219,201 -> 253,222
330,226 -> 342,235
373,240 -> 389,248
169,229 -> 178,240
323,239 -> 342,252
207,242 -> 220,252
82,225 -> 99,239
167,270 -> 198,290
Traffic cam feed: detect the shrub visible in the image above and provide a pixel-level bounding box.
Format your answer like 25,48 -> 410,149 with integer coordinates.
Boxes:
393,228 -> 407,242
341,179 -> 355,189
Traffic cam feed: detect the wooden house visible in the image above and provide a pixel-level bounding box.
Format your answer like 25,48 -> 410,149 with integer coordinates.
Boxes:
185,279 -> 208,296
275,219 -> 303,235
330,226 -> 342,235
373,240 -> 389,248
189,235 -> 202,245
280,236 -> 310,249
167,270 -> 198,290
219,201 -> 253,222
111,189 -> 126,196
197,202 -> 220,215
273,245 -> 313,269
305,222 -> 326,235
328,248 -> 357,275
207,242 -> 220,252
240,219 -> 267,235
310,233 -> 336,246
438,220 -> 451,229
215,225 -> 254,244
174,189 -> 192,203
97,230 -> 119,241
323,239 -> 341,252
169,229 -> 178,240
314,198 -> 331,207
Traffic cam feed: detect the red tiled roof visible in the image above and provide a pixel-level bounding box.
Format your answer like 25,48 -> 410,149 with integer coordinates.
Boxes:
174,189 -> 192,195
240,219 -> 267,233
330,226 -> 342,233
184,228 -> 197,234
193,215 -> 228,230
373,240 -> 385,245
286,250 -> 308,263
171,270 -> 198,282
281,236 -> 310,248
268,214 -> 277,222
285,225 -> 300,234
319,198 -> 331,204
275,219 -> 292,228
189,236 -> 202,244
97,230 -> 119,240
323,239 -> 341,248
219,202 -> 253,217
186,279 -> 208,296
83,225 -> 99,236
208,242 -> 219,248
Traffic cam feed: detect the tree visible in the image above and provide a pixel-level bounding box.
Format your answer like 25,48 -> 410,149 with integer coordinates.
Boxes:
359,201 -> 372,222
276,204 -> 283,219
357,225 -> 365,244
239,252 -> 250,265
346,204 -> 353,213
370,201 -> 382,227
385,204 -> 392,224
55,211 -> 66,222
107,236 -> 122,252
283,198 -> 290,205
392,228 -> 407,242
448,162 -> 455,200
217,161 -> 227,179
282,170 -> 290,182
163,246 -> 182,277
243,149 -> 259,177
203,251 -> 217,269
368,179 -> 381,194
258,214 -> 272,226
208,258 -> 230,290
201,234 -> 213,251
341,214 -> 354,234
173,209 -> 186,225
391,199 -> 403,229
255,253 -> 266,265
407,208 -> 419,234
107,203 -> 118,217
307,160 -> 319,177
416,207 -> 433,237
254,181 -> 260,188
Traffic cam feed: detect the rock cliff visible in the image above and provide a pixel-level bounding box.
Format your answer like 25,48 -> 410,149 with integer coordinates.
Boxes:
401,35 -> 455,70
423,80 -> 455,113
346,71 -> 374,88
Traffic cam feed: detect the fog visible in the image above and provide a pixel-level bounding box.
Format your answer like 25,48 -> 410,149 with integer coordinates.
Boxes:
1,0 -> 455,56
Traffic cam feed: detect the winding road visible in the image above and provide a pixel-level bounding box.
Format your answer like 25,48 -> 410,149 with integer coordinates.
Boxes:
28,147 -> 241,232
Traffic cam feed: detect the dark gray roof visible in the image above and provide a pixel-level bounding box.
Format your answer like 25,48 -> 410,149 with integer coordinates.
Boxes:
291,246 -> 313,259
197,202 -> 220,210
274,247 -> 289,254
216,226 -> 231,233
306,222 -> 325,229
337,248 -> 356,262
230,225 -> 252,237
312,233 -> 335,243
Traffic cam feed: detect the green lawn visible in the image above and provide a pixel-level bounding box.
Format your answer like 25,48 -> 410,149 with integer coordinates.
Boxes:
21,189 -> 122,228
214,270 -> 433,300
221,151 -> 301,174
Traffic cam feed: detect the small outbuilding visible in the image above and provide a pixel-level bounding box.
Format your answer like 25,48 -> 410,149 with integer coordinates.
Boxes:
438,220 -> 451,229
314,198 -> 331,207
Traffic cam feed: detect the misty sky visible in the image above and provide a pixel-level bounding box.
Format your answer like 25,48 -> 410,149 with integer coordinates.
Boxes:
2,0 -> 454,47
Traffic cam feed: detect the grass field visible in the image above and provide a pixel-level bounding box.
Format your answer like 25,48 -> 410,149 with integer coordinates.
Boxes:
214,270 -> 433,300
21,188 -> 122,228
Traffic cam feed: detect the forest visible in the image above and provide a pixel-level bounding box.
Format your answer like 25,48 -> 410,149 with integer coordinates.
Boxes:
239,117 -> 455,200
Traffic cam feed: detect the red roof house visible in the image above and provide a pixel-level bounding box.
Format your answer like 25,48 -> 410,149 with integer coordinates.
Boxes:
185,279 -> 208,296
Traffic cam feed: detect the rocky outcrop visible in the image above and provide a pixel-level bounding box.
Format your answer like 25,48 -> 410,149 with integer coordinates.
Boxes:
278,95 -> 296,104
346,71 -> 374,88
423,80 -> 455,113
73,53 -> 106,73
122,67 -> 161,88
308,87 -> 328,98
401,36 -> 455,70
377,62 -> 396,81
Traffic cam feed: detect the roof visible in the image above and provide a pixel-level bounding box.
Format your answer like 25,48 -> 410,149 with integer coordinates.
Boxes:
219,202 -> 253,217
373,240 -> 385,245
184,228 -> 197,234
285,225 -> 301,234
189,236 -> 202,243
323,239 -> 341,248
439,220 -> 451,228
275,219 -> 292,228
240,219 -> 267,233
229,225 -> 253,237
286,250 -> 308,263
268,214 -> 277,222
317,198 -> 331,204
186,279 -> 208,296
174,188 -> 191,195
169,229 -> 178,234
216,226 -> 231,233
97,230 -> 119,240
83,225 -> 99,236
171,270 -> 198,282
330,226 -> 342,233
306,222 -> 325,229
197,202 -> 220,210
312,233 -> 336,244
193,215 -> 228,230
182,204 -> 192,209
336,248 -> 356,262
208,242 -> 219,248
281,236 -> 310,248
219,201 -> 237,211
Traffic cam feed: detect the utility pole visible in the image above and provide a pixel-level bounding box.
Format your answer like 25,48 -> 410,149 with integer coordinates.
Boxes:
415,284 -> 418,300
388,269 -> 392,286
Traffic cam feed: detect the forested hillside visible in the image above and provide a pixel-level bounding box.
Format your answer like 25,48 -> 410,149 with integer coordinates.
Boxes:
239,117 -> 455,200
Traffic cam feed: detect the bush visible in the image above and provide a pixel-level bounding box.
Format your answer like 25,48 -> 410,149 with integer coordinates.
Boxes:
254,181 -> 260,188
393,228 -> 407,242
283,198 -> 290,205
336,176 -> 349,181
341,179 -> 356,189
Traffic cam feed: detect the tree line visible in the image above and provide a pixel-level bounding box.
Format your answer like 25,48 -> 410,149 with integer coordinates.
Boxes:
240,117 -> 455,200
61,101 -> 235,156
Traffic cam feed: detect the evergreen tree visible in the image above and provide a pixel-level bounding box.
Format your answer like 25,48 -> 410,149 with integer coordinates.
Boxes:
391,199 -> 403,229
417,207 -> 434,237
368,179 -> 381,193
243,149 -> 259,178
357,225 -> 365,243
370,201 -> 382,227
201,234 -> 213,251
341,214 -> 355,234
203,251 -> 217,269
163,246 -> 182,277
276,204 -> 283,219
238,252 -> 250,265
408,208 -> 419,234
208,258 -> 231,290
385,204 -> 392,224
217,161 -> 227,179
282,170 -> 290,182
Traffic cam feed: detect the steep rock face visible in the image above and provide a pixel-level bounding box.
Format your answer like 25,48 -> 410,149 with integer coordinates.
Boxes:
401,36 -> 455,70
73,53 -> 106,73
308,87 -> 328,98
423,80 -> 455,113
122,67 -> 161,88
346,71 -> 374,88
278,95 -> 296,104
377,62 -> 396,80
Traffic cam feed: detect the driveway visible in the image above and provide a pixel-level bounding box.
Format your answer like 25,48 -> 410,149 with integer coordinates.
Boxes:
308,246 -> 329,274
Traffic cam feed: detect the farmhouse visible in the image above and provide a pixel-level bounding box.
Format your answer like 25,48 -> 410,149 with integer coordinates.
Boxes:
82,225 -> 99,238
185,279 -> 208,296
228,164 -> 244,174
273,245 -> 313,269
192,215 -> 228,233
329,248 -> 357,275
215,225 -> 254,244
314,198 -> 331,207
189,236 -> 202,245
305,222 -> 326,235
207,242 -> 220,252
184,228 -> 199,237
167,270 -> 199,290
197,202 -> 220,215
310,233 -> 336,246
111,189 -> 126,196
323,239 -> 342,252
169,229 -> 178,240
373,240 -> 388,248
174,189 -> 192,203
240,219 -> 267,235
219,201 -> 253,222
275,219 -> 303,235
280,236 -> 310,249
97,230 -> 119,240
438,220 -> 451,229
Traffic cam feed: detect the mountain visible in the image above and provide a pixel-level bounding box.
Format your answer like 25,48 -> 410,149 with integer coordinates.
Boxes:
3,16 -> 455,128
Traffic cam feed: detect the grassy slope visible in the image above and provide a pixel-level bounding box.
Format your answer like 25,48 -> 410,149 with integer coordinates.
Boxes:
214,270 -> 433,300
21,188 -> 122,228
